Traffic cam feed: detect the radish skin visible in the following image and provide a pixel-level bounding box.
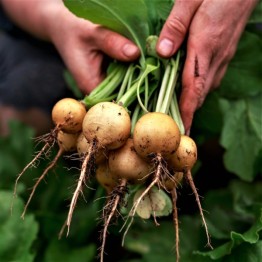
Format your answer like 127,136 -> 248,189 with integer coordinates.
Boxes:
109,138 -> 151,184
52,98 -> 86,134
133,112 -> 180,159
169,135 -> 197,172
96,162 -> 118,194
82,102 -> 131,150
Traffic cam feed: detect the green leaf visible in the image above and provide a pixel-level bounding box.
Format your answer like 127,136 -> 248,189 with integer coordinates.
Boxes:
193,92 -> 224,136
143,0 -> 174,35
0,121 -> 35,188
0,190 -> 38,262
125,180 -> 262,262
219,95 -> 262,181
44,239 -> 96,262
64,0 -> 149,60
219,31 -> 262,99
125,220 -> 176,261
248,1 -> 262,24
197,180 -> 262,260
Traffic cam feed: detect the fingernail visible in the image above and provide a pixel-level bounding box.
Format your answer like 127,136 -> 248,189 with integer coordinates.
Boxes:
123,43 -> 139,57
158,38 -> 174,57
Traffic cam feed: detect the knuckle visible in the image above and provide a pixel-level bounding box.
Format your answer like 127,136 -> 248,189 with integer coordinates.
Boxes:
101,32 -> 116,48
165,16 -> 187,37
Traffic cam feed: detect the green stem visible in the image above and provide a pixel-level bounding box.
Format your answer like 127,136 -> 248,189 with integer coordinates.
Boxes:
118,81 -> 144,108
170,94 -> 185,135
131,104 -> 141,135
87,62 -> 122,97
155,63 -> 171,112
116,63 -> 135,101
83,94 -> 117,108
144,75 -> 149,109
136,60 -> 159,113
82,63 -> 127,107
160,53 -> 180,113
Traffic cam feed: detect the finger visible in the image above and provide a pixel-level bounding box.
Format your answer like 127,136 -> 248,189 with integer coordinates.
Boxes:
66,49 -> 105,94
179,43 -> 211,135
93,26 -> 140,62
156,0 -> 202,58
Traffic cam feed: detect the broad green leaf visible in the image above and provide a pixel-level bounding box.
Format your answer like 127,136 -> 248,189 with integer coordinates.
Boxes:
219,31 -> 262,99
196,180 -> 262,260
64,0 -> 149,60
125,217 -> 209,262
224,241 -> 262,262
248,1 -> 262,24
144,0 -> 174,35
125,220 -> 177,261
44,239 -> 96,262
0,121 -> 35,188
125,180 -> 262,262
193,92 -> 223,136
0,190 -> 38,262
219,95 -> 262,181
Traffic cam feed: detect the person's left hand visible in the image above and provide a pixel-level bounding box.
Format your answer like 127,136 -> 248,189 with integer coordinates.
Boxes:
45,3 -> 140,94
156,0 -> 258,134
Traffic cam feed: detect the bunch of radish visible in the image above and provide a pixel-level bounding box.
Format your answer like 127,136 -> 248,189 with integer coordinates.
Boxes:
13,35 -> 212,262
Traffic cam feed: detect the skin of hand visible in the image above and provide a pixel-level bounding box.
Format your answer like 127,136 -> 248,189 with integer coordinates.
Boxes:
1,0 -> 140,94
156,0 -> 258,134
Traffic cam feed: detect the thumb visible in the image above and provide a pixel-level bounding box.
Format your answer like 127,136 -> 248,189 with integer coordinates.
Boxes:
93,26 -> 140,62
156,0 -> 202,58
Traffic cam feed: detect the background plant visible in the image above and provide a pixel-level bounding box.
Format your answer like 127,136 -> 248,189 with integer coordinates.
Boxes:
0,0 -> 261,261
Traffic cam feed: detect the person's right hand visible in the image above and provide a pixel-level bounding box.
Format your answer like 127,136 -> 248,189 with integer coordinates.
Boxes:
45,2 -> 140,94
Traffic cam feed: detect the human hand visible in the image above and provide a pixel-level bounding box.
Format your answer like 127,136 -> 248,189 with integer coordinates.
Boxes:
156,0 -> 258,134
45,2 -> 140,94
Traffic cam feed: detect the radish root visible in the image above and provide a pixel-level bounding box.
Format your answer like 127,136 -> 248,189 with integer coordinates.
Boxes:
21,147 -> 64,219
121,153 -> 164,245
66,139 -> 97,236
11,127 -> 59,214
185,170 -> 213,249
171,188 -> 180,262
99,179 -> 127,262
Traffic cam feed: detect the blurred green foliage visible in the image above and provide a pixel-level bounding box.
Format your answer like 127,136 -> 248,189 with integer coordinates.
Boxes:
0,6 -> 261,262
